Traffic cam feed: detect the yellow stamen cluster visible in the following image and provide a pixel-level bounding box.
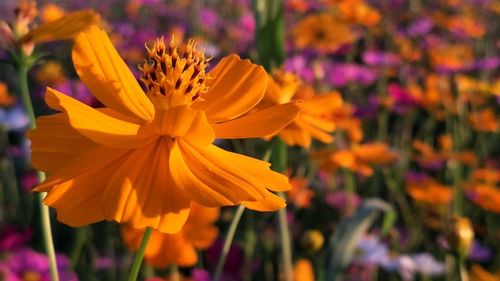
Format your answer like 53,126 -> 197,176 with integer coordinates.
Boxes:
140,37 -> 210,108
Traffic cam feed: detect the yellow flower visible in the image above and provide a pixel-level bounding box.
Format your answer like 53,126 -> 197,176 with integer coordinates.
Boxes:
121,203 -> 218,268
29,27 -> 299,233
292,13 -> 357,53
262,70 -> 342,148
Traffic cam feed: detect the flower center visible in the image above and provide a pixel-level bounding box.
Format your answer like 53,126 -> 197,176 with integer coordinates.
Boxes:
139,37 -> 210,108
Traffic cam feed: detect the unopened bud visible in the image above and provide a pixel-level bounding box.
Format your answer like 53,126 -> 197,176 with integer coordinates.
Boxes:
301,229 -> 325,252
445,216 -> 474,258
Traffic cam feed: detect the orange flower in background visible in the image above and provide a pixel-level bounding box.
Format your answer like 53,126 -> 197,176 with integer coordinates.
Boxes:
122,203 -> 219,268
29,27 -> 299,233
313,142 -> 397,176
447,15 -> 486,38
0,82 -> 16,107
293,259 -> 315,281
469,109 -> 498,133
412,136 -> 477,169
328,103 -> 363,143
467,184 -> 500,213
456,75 -> 500,97
292,13 -> 357,53
406,176 -> 453,205
288,177 -> 315,208
469,264 -> 500,281
337,0 -> 381,27
35,61 -> 66,86
428,43 -> 474,71
39,3 -> 65,23
353,142 -> 398,165
472,168 -> 500,184
394,36 -> 422,62
261,70 -> 342,148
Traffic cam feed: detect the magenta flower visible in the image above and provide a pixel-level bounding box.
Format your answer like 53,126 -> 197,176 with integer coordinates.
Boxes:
0,248 -> 77,281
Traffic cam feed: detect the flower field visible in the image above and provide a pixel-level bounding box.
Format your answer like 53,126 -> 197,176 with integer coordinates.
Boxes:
0,0 -> 499,280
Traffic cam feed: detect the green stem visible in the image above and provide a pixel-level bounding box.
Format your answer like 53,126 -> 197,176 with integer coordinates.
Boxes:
270,138 -> 293,281
70,227 -> 88,268
18,59 -> 59,281
170,264 -> 180,281
213,205 -> 246,281
277,192 -> 293,281
127,227 -> 153,281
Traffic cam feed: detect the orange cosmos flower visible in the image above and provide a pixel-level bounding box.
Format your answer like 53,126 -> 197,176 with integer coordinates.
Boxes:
472,168 -> 500,184
28,27 -> 300,233
39,3 -> 65,23
292,13 -> 357,53
337,0 -> 381,27
328,103 -> 363,143
468,184 -> 500,213
428,43 -> 474,72
406,175 -> 452,205
293,259 -> 315,281
0,82 -> 16,107
122,203 -> 219,268
288,177 -> 315,208
261,70 -> 341,148
313,142 -> 397,176
469,264 -> 500,281
469,109 -> 498,133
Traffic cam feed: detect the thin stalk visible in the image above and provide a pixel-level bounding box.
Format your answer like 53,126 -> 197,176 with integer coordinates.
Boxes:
270,138 -> 293,281
277,192 -> 293,281
459,258 -> 469,281
18,60 -> 59,281
127,227 -> 153,281
170,265 -> 180,281
213,204 -> 246,281
70,227 -> 88,268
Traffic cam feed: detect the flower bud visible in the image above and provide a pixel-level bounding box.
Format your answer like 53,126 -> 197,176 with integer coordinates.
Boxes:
445,216 -> 474,258
301,229 -> 325,252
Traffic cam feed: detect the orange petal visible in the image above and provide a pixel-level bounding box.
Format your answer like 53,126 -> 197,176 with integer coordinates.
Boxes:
294,116 -> 334,144
41,148 -> 129,227
103,139 -> 191,234
278,125 -> 312,148
44,87 -> 154,149
207,144 -> 291,192
155,106 -> 214,145
299,91 -> 343,114
170,140 -> 257,207
242,192 -> 286,211
193,54 -> 267,123
122,226 -> 197,268
72,26 -> 155,123
183,203 -> 219,249
212,102 -> 300,139
28,113 -> 97,173
300,114 -> 336,132
35,145 -> 128,192
21,10 -> 100,43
